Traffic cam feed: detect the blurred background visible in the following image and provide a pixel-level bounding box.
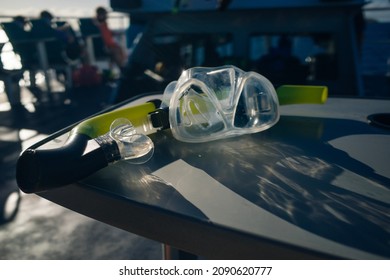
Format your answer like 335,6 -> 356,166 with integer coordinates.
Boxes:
0,0 -> 389,259
0,0 -> 160,260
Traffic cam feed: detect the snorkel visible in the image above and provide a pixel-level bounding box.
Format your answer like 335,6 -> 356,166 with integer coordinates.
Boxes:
16,66 -> 327,193
16,101 -> 158,193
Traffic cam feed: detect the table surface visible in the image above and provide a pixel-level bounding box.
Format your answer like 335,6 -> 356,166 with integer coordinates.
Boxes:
34,95 -> 390,259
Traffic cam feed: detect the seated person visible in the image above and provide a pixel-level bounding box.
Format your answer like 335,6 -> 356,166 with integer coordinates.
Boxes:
12,15 -> 32,31
39,10 -> 83,60
94,6 -> 127,70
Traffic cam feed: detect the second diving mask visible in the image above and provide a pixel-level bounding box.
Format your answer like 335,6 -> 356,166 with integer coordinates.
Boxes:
158,65 -> 280,143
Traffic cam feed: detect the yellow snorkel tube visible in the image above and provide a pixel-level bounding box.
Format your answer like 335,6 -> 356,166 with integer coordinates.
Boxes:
276,85 -> 328,105
70,102 -> 157,139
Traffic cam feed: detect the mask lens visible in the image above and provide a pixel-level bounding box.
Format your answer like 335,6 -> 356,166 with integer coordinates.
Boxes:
234,75 -> 278,129
170,83 -> 225,142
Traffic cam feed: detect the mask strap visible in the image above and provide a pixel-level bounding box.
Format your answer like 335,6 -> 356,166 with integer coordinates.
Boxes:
149,107 -> 170,130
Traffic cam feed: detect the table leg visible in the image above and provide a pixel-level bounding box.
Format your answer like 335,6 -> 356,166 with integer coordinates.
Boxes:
162,244 -> 199,260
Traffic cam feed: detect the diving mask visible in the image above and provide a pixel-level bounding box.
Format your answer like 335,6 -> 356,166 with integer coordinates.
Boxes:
157,65 -> 280,143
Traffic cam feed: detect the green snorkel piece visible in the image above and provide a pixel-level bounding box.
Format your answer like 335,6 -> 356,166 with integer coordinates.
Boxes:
70,102 -> 157,138
276,85 -> 328,105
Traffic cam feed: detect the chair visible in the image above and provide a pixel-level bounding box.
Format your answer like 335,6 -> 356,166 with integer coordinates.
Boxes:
78,18 -> 108,63
0,43 -> 23,107
29,19 -> 78,66
29,19 -> 81,90
0,21 -> 40,71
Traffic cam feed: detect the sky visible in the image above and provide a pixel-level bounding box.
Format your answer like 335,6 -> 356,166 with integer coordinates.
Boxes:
0,0 -> 111,18
364,0 -> 390,22
0,0 -> 389,20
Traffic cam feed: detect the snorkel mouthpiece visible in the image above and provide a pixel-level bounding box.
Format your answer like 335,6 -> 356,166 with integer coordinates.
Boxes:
101,118 -> 154,164
162,65 -> 280,143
